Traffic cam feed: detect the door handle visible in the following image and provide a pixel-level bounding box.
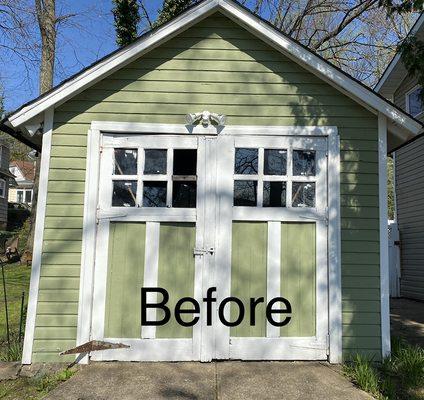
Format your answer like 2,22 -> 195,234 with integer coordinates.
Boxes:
193,247 -> 215,256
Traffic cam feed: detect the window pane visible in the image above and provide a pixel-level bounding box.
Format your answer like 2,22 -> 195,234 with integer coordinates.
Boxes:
143,181 -> 167,207
408,87 -> 424,117
263,181 -> 286,207
112,181 -> 137,207
234,180 -> 257,206
17,190 -> 23,202
293,150 -> 316,176
25,191 -> 32,203
234,148 -> 258,174
264,149 -> 287,175
114,149 -> 137,175
144,149 -> 167,174
173,149 -> 197,175
292,182 -> 315,207
172,181 -> 196,208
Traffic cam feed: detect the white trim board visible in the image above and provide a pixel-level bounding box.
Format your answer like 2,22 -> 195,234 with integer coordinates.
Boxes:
5,0 -> 422,137
378,114 -> 391,359
327,128 -> 342,363
21,108 -> 54,364
76,128 -> 102,364
95,121 -> 337,137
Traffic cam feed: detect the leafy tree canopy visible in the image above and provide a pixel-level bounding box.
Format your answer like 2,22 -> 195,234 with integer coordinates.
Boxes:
112,0 -> 141,47
380,0 -> 424,100
156,0 -> 193,26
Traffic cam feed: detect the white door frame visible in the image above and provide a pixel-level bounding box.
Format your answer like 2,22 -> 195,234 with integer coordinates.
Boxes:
76,122 -> 342,364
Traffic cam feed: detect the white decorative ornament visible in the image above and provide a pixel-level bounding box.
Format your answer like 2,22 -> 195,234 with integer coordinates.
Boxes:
186,110 -> 226,127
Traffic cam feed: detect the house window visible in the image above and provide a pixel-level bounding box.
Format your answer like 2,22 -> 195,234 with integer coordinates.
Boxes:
233,148 -> 317,208
406,86 -> 424,117
25,190 -> 32,203
111,148 -> 197,208
0,179 -> 5,198
17,190 -> 24,203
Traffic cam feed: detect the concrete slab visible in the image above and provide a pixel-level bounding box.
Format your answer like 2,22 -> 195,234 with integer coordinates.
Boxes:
390,298 -> 424,347
217,361 -> 371,400
44,361 -> 372,400
45,362 -> 216,400
19,362 -> 70,379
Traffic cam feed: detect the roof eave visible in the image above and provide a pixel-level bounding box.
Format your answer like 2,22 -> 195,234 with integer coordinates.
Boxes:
0,119 -> 41,151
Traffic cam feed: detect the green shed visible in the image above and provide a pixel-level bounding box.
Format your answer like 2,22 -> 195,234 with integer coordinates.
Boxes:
2,0 -> 422,365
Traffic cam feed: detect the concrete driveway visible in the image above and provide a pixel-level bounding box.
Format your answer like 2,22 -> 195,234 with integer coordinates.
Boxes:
45,361 -> 372,400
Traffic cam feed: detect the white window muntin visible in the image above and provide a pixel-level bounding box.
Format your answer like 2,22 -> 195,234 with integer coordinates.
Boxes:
233,136 -> 326,209
102,135 -> 198,212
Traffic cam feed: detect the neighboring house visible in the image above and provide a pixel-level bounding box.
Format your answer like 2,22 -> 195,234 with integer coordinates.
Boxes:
1,0 -> 423,365
376,13 -> 424,301
0,142 -> 11,229
9,160 -> 36,206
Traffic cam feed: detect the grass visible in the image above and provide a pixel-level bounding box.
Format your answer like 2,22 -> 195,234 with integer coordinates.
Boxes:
0,367 -> 77,400
344,338 -> 424,400
0,262 -> 31,361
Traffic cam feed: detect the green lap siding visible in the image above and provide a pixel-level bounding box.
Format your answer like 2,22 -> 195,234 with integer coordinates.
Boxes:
32,12 -> 381,361
230,222 -> 267,338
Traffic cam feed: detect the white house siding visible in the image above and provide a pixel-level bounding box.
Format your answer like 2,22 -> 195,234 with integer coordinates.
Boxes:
395,136 -> 424,301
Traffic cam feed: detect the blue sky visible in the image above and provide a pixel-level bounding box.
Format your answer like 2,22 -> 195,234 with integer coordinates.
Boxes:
2,0 -> 162,112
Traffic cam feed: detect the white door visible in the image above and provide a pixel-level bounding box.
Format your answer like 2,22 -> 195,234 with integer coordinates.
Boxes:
211,135 -> 329,360
91,135 -> 215,361
90,132 -> 329,361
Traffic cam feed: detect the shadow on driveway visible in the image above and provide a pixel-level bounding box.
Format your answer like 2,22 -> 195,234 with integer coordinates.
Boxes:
390,298 -> 424,347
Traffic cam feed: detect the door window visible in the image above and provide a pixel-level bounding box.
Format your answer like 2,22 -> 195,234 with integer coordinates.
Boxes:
111,147 -> 197,208
233,147 -> 318,208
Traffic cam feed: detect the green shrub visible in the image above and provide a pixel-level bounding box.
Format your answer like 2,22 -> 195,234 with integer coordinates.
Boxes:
387,338 -> 424,389
16,218 -> 30,251
36,368 -> 76,394
0,338 -> 22,361
344,354 -> 382,398
344,338 -> 424,400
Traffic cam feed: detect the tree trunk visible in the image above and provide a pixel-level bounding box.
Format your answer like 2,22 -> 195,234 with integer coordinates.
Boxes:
26,0 -> 56,253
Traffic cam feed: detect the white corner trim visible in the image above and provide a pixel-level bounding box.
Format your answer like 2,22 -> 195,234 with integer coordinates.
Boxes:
76,128 -> 102,364
327,127 -> 342,363
6,0 -> 421,136
379,113 -> 391,359
21,107 -> 54,364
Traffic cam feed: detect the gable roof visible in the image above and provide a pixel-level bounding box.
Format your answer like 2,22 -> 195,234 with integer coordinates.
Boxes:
375,12 -> 424,97
2,0 -> 423,147
10,160 -> 36,182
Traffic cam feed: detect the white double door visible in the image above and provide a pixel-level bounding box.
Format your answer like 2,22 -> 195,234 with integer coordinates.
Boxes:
92,133 -> 328,362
